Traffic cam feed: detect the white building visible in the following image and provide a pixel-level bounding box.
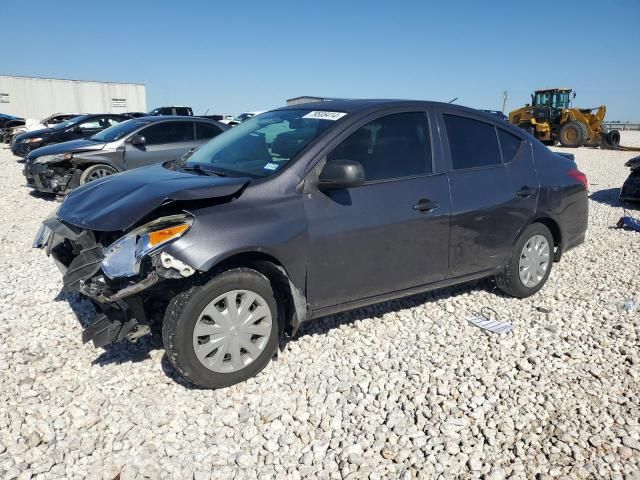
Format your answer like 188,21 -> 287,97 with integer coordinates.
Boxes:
0,75 -> 147,118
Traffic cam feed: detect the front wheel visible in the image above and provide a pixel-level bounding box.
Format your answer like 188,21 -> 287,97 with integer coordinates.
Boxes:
495,223 -> 554,298
79,164 -> 118,185
162,268 -> 279,389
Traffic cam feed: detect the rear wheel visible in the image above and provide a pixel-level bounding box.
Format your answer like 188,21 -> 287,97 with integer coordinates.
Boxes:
558,121 -> 586,148
162,268 -> 279,389
495,223 -> 554,298
79,164 -> 117,184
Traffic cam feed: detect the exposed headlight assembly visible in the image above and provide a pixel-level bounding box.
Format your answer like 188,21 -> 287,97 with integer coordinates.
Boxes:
35,153 -> 73,164
23,137 -> 43,144
101,214 -> 193,279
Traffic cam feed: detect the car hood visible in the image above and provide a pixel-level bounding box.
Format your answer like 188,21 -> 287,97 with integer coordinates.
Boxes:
57,163 -> 251,232
16,127 -> 54,140
28,139 -> 107,161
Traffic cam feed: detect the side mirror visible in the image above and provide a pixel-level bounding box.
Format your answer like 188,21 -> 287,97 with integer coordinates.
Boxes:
73,126 -> 83,133
318,159 -> 365,191
130,134 -> 146,147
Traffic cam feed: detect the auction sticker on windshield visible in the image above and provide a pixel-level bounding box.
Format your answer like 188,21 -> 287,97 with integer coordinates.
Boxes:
302,111 -> 347,121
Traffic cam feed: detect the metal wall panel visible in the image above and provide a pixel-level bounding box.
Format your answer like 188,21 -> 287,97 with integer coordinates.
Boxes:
0,76 -> 146,118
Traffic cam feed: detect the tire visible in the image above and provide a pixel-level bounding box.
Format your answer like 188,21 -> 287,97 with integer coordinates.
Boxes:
495,223 -> 554,298
79,164 -> 117,185
558,121 -> 585,148
605,129 -> 621,147
162,268 -> 279,389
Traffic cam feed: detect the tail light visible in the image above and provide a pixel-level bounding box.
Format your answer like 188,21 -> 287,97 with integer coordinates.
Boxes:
568,169 -> 589,190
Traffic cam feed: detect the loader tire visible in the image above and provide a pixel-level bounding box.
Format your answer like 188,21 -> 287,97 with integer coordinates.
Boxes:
605,130 -> 621,147
559,121 -> 585,148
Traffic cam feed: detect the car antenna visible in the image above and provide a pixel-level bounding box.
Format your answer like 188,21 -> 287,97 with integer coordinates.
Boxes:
448,97 -> 459,104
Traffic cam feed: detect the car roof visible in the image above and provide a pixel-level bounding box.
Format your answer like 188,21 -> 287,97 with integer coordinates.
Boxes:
133,115 -> 217,123
276,98 -> 496,117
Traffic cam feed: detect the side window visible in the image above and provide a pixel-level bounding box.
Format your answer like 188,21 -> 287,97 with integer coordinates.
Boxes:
78,119 -> 102,130
443,114 -> 501,170
175,107 -> 191,116
497,129 -> 523,163
105,117 -> 122,127
141,121 -> 195,145
327,112 -> 431,182
195,122 -> 222,140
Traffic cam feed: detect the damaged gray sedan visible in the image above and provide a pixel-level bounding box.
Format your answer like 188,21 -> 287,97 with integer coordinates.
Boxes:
34,100 -> 588,388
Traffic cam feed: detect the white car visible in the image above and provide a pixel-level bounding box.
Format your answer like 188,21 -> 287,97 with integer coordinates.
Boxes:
220,111 -> 267,126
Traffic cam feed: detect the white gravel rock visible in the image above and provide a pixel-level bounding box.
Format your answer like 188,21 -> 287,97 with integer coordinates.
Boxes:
1,138 -> 639,479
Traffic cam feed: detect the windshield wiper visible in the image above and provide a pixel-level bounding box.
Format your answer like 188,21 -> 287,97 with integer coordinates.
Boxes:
181,163 -> 227,177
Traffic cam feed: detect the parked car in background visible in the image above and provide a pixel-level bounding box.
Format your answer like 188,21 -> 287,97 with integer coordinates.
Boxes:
24,116 -> 228,194
221,111 -> 266,126
0,114 -> 26,143
35,100 -> 588,388
148,106 -> 194,116
480,110 -> 509,121
7,113 -> 84,143
620,155 -> 640,203
11,114 -> 131,158
0,113 -> 24,129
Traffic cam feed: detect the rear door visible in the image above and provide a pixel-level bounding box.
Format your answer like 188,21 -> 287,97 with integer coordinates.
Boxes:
438,109 -> 538,277
124,120 -> 197,169
304,109 -> 451,310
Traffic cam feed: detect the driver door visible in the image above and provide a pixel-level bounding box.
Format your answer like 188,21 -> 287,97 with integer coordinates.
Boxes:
304,110 -> 451,310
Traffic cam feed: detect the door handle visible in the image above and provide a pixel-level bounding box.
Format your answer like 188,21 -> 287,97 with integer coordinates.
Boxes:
517,186 -> 536,198
413,198 -> 440,213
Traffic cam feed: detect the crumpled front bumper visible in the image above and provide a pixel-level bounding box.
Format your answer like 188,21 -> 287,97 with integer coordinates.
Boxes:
23,161 -> 80,194
34,216 -> 157,347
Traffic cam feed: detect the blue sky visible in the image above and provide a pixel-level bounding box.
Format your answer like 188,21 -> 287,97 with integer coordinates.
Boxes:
2,0 -> 639,119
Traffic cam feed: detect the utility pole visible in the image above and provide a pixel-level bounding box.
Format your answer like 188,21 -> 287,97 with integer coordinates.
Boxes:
501,90 -> 509,113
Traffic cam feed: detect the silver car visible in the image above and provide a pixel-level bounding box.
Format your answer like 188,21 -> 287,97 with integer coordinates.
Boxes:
23,116 -> 229,194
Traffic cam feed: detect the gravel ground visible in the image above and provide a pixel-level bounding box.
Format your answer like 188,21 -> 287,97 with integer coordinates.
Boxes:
0,133 -> 639,480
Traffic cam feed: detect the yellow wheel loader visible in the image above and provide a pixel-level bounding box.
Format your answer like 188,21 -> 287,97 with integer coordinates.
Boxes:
509,88 -> 621,148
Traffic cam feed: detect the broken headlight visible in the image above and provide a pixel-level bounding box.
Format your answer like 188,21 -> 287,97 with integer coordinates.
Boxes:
101,214 -> 193,279
35,152 -> 73,164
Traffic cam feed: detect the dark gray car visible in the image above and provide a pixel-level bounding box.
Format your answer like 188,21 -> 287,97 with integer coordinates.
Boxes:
34,100 -> 588,388
23,116 -> 228,194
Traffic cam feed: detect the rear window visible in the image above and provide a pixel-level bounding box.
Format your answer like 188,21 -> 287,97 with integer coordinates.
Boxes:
498,129 -> 522,163
444,114 -> 501,170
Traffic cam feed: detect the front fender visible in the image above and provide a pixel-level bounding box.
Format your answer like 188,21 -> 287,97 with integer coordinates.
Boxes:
72,151 -> 124,172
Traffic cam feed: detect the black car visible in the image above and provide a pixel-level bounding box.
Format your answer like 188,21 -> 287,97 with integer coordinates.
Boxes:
620,155 -> 640,203
11,114 -> 131,158
34,99 -> 588,388
148,106 -> 193,116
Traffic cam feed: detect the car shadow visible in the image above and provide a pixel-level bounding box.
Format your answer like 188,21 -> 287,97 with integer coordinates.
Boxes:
290,277 -> 495,342
28,190 -> 62,202
56,290 -> 164,367
56,277 -> 499,388
590,187 -> 640,210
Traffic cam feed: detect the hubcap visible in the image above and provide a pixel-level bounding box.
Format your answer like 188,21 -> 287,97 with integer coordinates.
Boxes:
86,168 -> 114,182
192,290 -> 273,373
518,234 -> 550,288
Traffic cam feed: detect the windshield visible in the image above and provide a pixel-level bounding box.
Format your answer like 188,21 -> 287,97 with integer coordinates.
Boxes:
51,115 -> 87,130
90,119 -> 150,142
186,109 -> 345,177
